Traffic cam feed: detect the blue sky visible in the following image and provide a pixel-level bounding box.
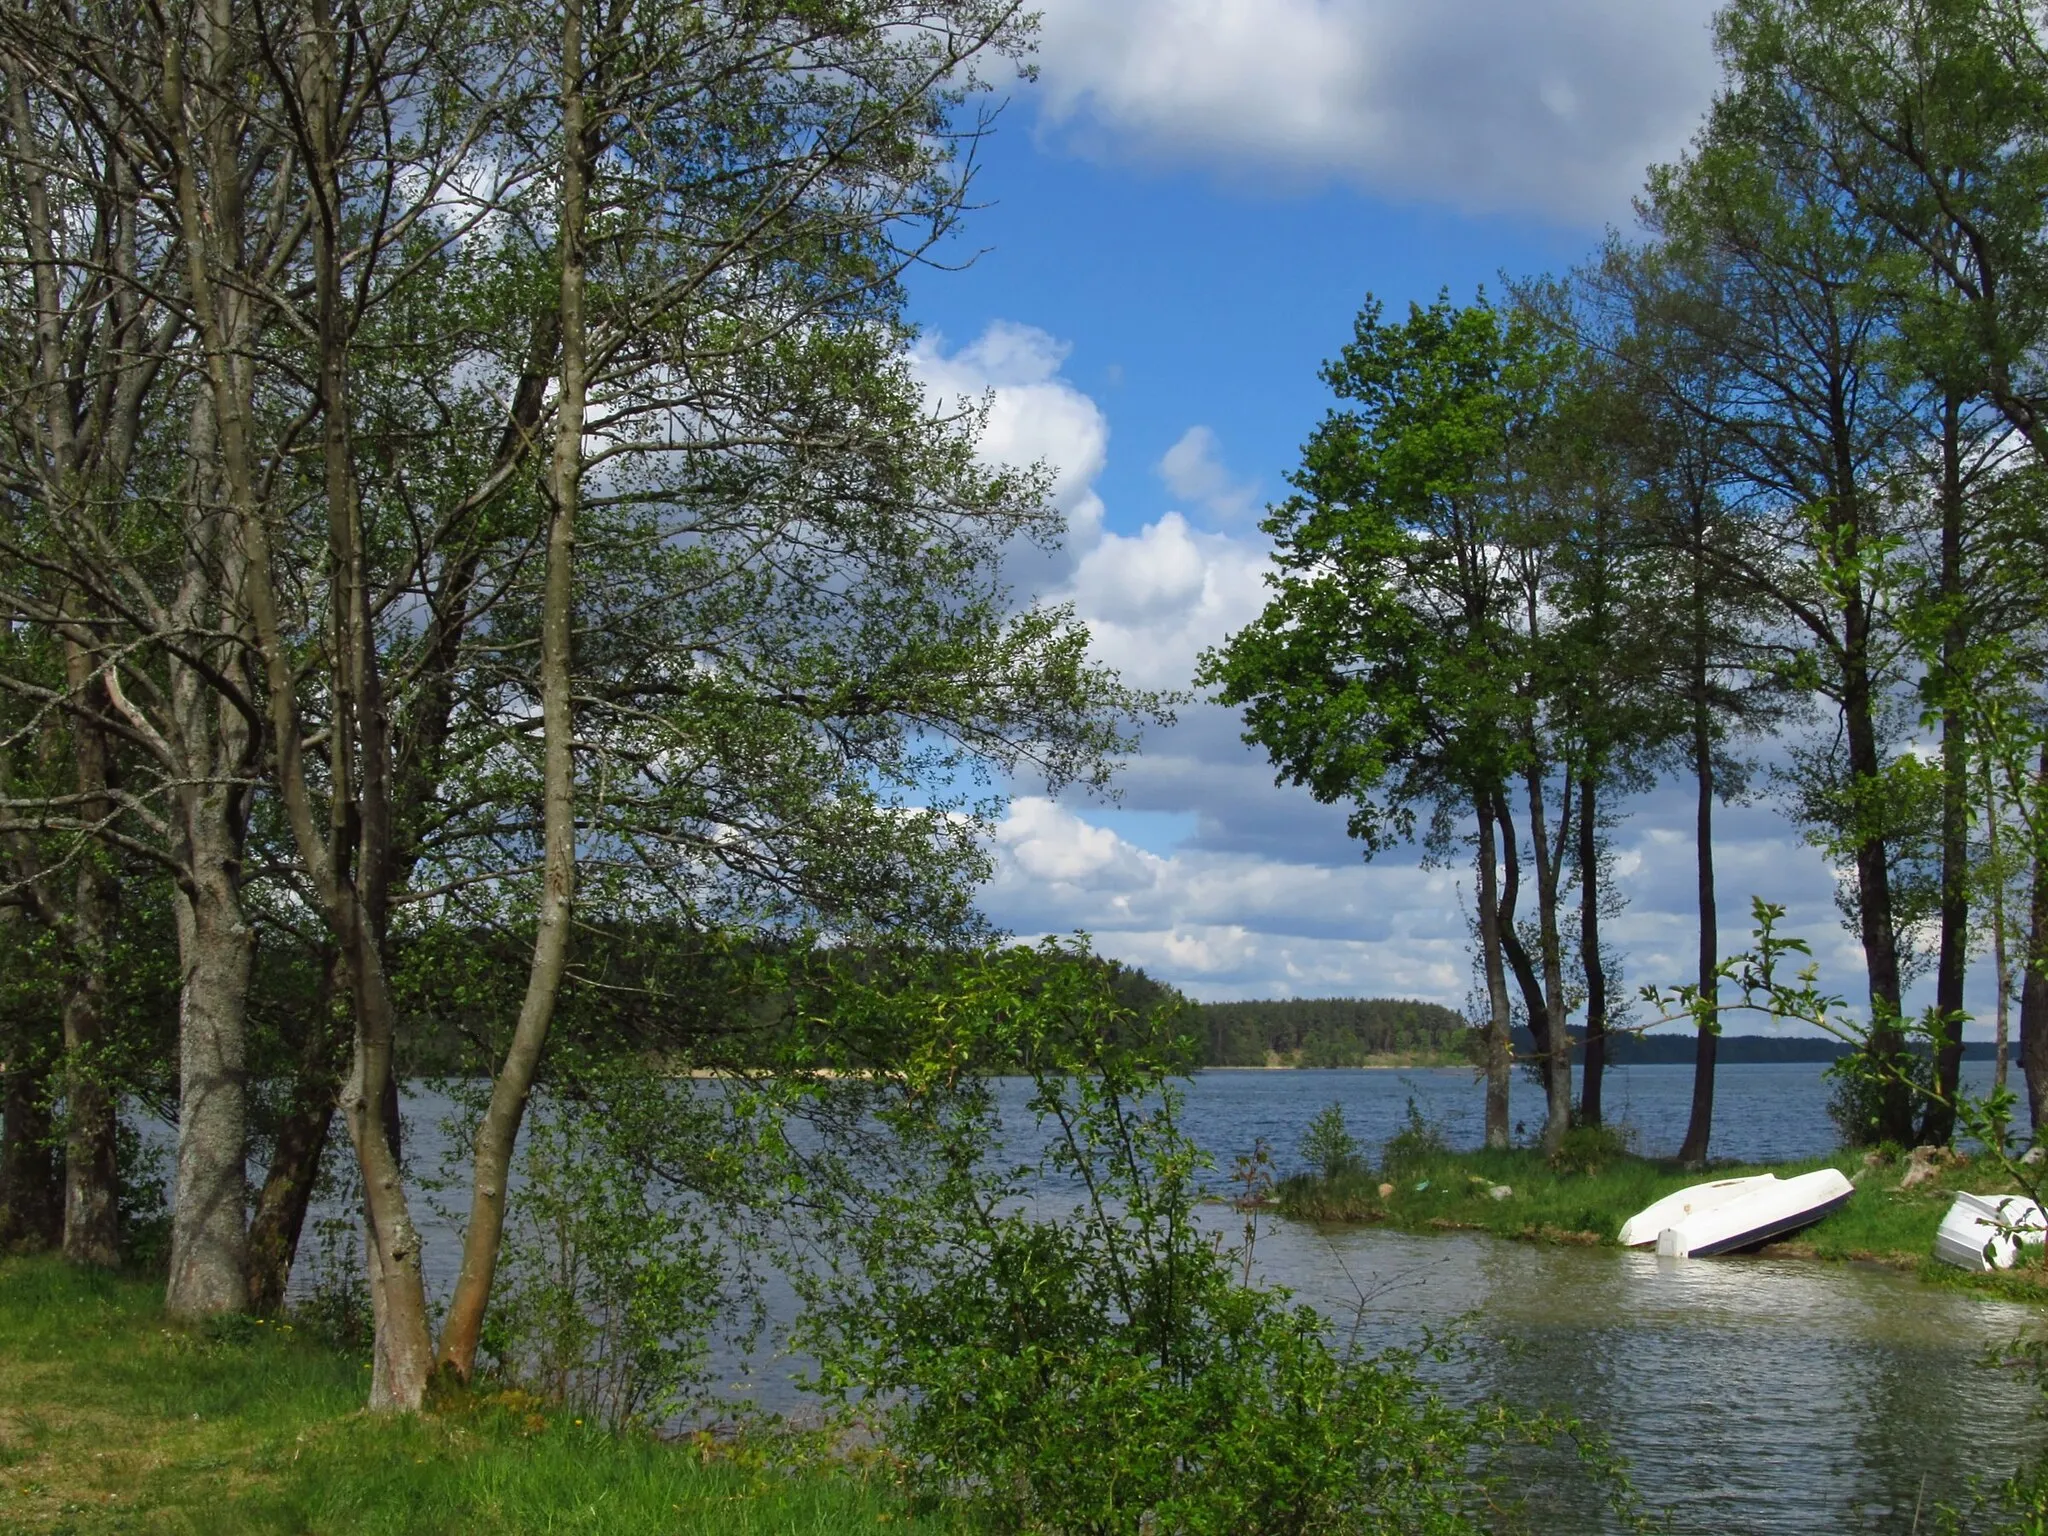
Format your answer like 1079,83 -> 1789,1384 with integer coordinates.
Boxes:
895,0 -> 1999,1036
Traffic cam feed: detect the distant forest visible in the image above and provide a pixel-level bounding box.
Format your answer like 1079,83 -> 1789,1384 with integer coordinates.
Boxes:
1186,994 -> 2002,1069
1193,997 -> 1468,1067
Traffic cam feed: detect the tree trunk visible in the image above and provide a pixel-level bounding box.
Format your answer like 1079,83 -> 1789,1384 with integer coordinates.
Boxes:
1522,763 -> 1574,1152
1578,771 -> 1608,1128
1677,686 -> 1721,1167
1493,794 -> 1556,1146
1474,792 -> 1513,1149
60,665 -> 121,1268
1989,758 -> 2011,1097
2022,743 -> 2048,1135
1921,401 -> 1968,1147
247,953 -> 348,1319
438,4 -> 589,1376
166,868 -> 252,1316
0,919 -> 61,1252
1844,662 -> 1911,1143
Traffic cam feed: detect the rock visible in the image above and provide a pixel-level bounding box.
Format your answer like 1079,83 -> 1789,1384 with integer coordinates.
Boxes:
1898,1145 -> 1944,1191
1861,1149 -> 1889,1169
1377,1182 -> 1395,1199
1488,1185 -> 1513,1201
2024,1146 -> 2046,1168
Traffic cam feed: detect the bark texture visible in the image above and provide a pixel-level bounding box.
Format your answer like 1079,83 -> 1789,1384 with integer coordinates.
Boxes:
1677,693 -> 1721,1168
1577,776 -> 1607,1128
247,957 -> 348,1318
166,874 -> 251,1315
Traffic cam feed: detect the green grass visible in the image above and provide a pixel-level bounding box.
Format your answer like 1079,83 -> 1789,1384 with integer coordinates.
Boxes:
1273,1139 -> 2048,1294
0,1256 -> 954,1534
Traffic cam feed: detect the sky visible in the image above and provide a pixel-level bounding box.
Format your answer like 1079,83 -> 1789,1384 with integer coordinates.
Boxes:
897,0 -> 2002,1035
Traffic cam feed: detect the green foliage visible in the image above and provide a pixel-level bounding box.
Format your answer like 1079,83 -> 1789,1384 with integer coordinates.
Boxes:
1380,1097 -> 1453,1180
1548,1122 -> 1634,1178
1197,292 -> 1562,856
1299,1102 -> 1365,1182
787,942 -> 1613,1533
1824,1038 -> 1938,1148
482,1090 -> 730,1431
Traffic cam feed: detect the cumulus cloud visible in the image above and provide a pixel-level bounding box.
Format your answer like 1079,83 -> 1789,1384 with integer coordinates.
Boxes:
1027,0 -> 1723,223
919,323 -> 1930,1021
986,796 -> 1474,999
908,321 -> 1110,554
1157,426 -> 1260,522
1054,512 -> 1271,691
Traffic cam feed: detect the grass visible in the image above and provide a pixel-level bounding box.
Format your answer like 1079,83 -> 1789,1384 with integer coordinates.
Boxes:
1273,1130 -> 2048,1295
0,1256 -> 955,1535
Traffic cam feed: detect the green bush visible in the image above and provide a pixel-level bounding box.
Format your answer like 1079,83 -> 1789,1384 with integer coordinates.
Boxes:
793,943 -> 1613,1534
481,1089 -> 727,1431
1298,1101 -> 1365,1182
1549,1122 -> 1633,1177
1825,1043 -> 1937,1147
1380,1096 -> 1450,1179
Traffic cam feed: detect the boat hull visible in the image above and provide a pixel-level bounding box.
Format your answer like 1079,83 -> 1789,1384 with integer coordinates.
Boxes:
1652,1169 -> 1855,1259
1933,1192 -> 2047,1272
1617,1175 -> 1780,1248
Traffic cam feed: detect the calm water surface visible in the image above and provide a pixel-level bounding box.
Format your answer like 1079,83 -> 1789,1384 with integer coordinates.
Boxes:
305,1063 -> 2037,1533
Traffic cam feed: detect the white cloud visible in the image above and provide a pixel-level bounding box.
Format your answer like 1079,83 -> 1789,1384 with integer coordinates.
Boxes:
1157,426 -> 1260,522
921,323 -> 1979,1027
1028,0 -> 1723,223
1055,512 -> 1271,691
909,321 -> 1110,551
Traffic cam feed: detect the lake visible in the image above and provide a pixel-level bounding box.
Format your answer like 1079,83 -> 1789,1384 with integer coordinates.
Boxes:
300,1061 -> 2038,1534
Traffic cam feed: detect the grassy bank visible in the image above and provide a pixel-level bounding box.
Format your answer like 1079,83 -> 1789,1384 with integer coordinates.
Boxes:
1274,1137 -> 2048,1292
0,1257 -> 946,1535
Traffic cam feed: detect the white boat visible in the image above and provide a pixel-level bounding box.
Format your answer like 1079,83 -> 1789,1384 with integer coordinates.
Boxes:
1617,1174 -> 1781,1247
1651,1168 -> 1855,1258
1933,1192 -> 2048,1272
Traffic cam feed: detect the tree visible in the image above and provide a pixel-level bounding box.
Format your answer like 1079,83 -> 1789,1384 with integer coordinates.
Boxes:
1202,292 -> 1562,1150
3,0 -> 1150,1411
1643,91 -> 1926,1144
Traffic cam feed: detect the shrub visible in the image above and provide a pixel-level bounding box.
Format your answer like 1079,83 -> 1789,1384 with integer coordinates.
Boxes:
1380,1095 -> 1450,1179
1549,1122 -> 1632,1177
1298,1101 -> 1364,1182
1825,1043 -> 1936,1147
482,1090 -> 726,1431
793,943 -> 1614,1533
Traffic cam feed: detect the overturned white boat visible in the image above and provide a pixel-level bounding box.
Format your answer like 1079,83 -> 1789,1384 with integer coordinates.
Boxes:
1629,1169 -> 1855,1258
1933,1192 -> 2048,1272
1617,1174 -> 1781,1248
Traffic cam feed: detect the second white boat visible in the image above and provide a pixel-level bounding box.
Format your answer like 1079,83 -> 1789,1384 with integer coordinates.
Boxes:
1933,1191 -> 2047,1272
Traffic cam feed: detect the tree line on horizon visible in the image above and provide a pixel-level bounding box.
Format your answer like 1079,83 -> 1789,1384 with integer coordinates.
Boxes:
1203,0 -> 2048,1164
1193,996 -> 1469,1067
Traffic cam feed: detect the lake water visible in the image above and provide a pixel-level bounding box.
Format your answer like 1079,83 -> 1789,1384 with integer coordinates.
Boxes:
300,1062 -> 2038,1534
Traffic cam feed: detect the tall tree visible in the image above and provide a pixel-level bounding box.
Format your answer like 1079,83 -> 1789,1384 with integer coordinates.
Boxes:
1645,90 -> 1924,1143
1203,293 -> 1565,1150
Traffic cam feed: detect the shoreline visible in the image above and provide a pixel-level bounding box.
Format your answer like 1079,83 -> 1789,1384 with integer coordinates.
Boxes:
1269,1144 -> 2048,1298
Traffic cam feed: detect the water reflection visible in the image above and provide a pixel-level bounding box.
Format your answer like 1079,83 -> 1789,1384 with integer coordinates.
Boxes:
261,1071 -> 2042,1533
1255,1216 -> 2041,1534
